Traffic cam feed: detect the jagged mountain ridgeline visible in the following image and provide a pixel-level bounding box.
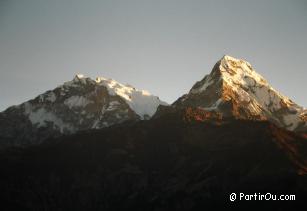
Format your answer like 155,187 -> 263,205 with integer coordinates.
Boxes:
0,75 -> 167,147
0,55 -> 306,148
0,56 -> 307,210
172,55 -> 306,132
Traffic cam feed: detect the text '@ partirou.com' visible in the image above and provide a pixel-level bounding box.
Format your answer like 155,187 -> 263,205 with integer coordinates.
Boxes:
229,193 -> 295,202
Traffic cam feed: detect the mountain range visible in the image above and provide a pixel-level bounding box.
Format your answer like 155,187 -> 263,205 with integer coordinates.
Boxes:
0,55 -> 307,210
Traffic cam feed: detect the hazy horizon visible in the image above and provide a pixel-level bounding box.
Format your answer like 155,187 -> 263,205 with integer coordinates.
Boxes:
1,0 -> 307,111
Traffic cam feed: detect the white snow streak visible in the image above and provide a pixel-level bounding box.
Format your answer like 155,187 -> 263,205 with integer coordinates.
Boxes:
64,96 -> 92,109
24,102 -> 74,132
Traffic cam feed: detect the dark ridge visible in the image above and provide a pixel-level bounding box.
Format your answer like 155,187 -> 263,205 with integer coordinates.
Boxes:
0,110 -> 307,210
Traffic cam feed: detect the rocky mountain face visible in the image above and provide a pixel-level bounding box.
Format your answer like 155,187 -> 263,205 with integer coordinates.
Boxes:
172,55 -> 307,132
0,74 -> 167,147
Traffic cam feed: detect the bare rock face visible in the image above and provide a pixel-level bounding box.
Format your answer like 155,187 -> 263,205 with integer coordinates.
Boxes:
299,110 -> 307,132
0,75 -> 167,147
172,55 -> 306,132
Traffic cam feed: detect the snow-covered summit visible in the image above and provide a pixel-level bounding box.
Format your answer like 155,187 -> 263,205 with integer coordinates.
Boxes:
0,74 -> 167,147
174,55 -> 306,131
66,74 -> 168,119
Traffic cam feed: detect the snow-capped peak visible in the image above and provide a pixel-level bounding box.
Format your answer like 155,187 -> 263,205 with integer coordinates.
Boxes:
76,74 -> 85,79
174,55 -> 305,131
220,55 -> 268,86
68,74 -> 167,118
56,74 -> 168,120
93,76 -> 168,118
0,74 -> 168,147
218,55 -> 300,112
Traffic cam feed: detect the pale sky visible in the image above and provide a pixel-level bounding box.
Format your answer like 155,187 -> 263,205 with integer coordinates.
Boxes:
0,0 -> 307,111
